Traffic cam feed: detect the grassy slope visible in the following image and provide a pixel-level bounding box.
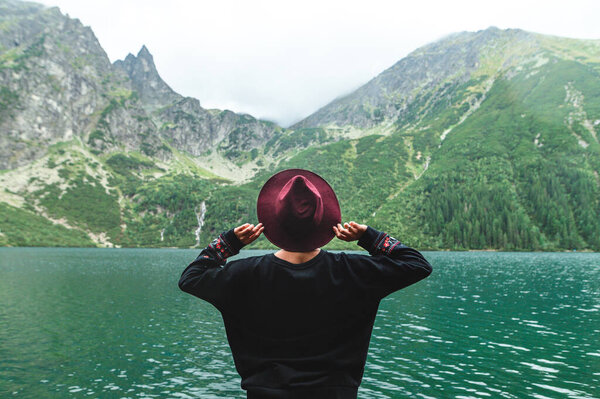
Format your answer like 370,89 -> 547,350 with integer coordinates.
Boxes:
373,59 -> 600,251
0,202 -> 96,247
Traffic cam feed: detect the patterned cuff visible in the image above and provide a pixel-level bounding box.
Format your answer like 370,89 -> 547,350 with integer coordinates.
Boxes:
373,233 -> 401,255
209,229 -> 245,262
357,226 -> 401,255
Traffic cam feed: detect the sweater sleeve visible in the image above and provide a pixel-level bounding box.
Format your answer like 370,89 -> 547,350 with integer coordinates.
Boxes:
178,228 -> 245,309
354,226 -> 432,299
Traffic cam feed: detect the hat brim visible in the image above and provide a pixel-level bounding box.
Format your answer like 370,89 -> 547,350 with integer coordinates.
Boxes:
257,169 -> 341,251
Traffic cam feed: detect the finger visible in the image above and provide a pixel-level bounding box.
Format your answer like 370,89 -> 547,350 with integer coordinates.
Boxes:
351,221 -> 364,231
339,223 -> 354,238
249,227 -> 264,240
336,226 -> 352,240
234,223 -> 250,233
333,225 -> 342,238
347,223 -> 358,234
251,223 -> 262,233
239,228 -> 255,241
338,234 -> 352,242
247,227 -> 264,243
339,231 -> 353,240
340,223 -> 354,235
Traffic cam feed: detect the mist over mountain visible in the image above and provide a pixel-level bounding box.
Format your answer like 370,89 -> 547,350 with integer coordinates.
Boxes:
1,0 -> 599,251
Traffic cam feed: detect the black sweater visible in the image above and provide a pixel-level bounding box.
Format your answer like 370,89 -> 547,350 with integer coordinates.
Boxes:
178,226 -> 432,399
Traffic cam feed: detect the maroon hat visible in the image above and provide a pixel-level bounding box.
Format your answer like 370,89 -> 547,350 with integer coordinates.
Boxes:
257,169 -> 341,251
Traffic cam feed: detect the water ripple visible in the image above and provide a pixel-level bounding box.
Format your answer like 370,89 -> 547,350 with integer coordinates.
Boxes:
1,249 -> 599,398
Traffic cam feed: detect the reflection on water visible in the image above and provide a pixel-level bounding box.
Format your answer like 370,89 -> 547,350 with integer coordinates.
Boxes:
0,249 -> 598,398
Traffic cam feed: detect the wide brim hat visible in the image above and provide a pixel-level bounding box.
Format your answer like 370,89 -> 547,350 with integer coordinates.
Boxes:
257,169 -> 341,252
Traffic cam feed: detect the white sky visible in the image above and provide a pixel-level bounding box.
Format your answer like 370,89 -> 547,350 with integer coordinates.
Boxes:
37,0 -> 600,127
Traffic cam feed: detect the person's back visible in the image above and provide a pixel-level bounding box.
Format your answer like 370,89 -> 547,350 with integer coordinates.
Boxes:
178,169 -> 432,398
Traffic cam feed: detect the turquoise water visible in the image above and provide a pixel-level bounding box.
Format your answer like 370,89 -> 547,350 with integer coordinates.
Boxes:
0,248 -> 599,398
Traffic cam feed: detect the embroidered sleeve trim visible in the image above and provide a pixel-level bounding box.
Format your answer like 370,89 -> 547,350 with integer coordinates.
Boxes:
208,233 -> 236,263
373,233 -> 401,256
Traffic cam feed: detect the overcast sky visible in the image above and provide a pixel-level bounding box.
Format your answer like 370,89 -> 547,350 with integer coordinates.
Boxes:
38,0 -> 600,127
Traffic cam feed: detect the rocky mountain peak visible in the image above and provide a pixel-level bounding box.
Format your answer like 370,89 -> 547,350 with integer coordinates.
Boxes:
113,45 -> 181,111
137,44 -> 152,59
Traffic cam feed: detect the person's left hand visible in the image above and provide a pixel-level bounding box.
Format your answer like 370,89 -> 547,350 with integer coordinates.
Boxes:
234,223 -> 264,245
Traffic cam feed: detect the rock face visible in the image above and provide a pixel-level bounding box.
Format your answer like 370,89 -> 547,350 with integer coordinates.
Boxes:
0,1 -> 116,168
113,45 -> 181,112
0,0 -> 281,169
158,98 -> 280,157
113,46 -> 281,157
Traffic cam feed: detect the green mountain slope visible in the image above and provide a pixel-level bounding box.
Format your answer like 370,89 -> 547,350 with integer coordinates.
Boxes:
1,1 -> 598,251
374,72 -> 600,250
212,31 -> 600,251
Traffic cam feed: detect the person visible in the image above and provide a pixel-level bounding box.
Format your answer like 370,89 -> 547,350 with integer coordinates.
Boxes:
178,168 -> 432,399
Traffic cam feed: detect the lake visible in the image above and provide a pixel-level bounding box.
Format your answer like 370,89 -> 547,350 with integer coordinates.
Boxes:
0,248 -> 599,398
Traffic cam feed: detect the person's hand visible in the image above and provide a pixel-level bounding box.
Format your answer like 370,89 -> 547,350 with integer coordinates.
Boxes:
234,223 -> 264,245
333,221 -> 367,242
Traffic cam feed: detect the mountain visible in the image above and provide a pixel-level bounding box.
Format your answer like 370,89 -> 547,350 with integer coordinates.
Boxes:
0,0 -> 281,171
113,46 -> 284,163
214,27 -> 600,251
1,0 -> 599,251
289,27 -> 600,251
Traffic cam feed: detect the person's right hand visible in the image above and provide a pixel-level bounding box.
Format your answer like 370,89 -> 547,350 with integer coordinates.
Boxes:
333,221 -> 367,242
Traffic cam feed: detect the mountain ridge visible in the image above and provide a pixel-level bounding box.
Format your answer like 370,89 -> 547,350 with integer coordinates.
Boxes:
1,0 -> 599,251
0,0 -> 283,171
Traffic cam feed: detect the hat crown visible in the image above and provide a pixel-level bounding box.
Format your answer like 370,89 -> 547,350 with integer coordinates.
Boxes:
257,168 -> 341,251
275,175 -> 324,237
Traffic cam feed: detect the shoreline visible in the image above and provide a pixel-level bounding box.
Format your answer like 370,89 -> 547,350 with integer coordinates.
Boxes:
0,246 -> 597,253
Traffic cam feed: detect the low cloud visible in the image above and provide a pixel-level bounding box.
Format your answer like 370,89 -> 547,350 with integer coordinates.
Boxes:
39,0 -> 600,127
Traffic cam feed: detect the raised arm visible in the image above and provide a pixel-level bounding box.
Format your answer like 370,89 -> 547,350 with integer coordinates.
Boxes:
334,222 -> 432,299
178,223 -> 263,308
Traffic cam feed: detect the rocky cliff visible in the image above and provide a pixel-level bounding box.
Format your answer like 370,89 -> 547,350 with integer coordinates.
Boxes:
113,45 -> 181,112
0,0 -> 281,170
0,0 -> 117,168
